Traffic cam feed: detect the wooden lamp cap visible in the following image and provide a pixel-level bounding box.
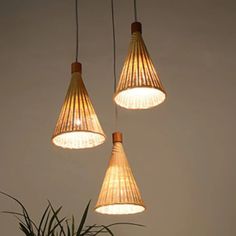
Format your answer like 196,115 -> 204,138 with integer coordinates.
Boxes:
112,132 -> 123,143
131,22 -> 142,34
71,62 -> 82,73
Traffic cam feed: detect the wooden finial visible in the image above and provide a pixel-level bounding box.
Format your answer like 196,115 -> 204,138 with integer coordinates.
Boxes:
71,62 -> 82,73
131,22 -> 142,34
112,132 -> 123,143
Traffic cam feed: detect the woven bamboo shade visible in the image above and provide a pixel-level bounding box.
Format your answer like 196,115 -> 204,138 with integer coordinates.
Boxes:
95,132 -> 145,215
52,62 -> 105,149
114,22 -> 166,109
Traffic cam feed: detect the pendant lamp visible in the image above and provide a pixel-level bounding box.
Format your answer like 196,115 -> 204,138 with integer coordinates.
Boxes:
114,21 -> 166,109
95,132 -> 145,215
52,63 -> 105,149
51,0 -> 105,149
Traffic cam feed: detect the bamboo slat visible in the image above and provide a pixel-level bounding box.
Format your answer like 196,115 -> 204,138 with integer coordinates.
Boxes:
95,132 -> 145,215
114,22 -> 166,109
52,62 -> 105,149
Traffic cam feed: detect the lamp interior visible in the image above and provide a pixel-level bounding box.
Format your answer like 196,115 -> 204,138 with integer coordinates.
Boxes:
52,131 -> 105,149
114,87 -> 166,109
95,203 -> 145,215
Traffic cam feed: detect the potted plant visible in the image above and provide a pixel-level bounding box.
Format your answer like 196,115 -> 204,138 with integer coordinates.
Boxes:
0,191 -> 143,236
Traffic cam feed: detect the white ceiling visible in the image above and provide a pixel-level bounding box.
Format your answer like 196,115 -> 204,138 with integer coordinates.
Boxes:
0,0 -> 235,235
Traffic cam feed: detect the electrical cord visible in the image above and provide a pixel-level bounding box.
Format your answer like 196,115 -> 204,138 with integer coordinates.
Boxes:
111,0 -> 118,128
75,0 -> 79,62
134,0 -> 138,22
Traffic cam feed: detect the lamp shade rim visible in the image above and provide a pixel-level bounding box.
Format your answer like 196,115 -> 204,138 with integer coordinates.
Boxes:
114,86 -> 167,110
114,85 -> 167,96
51,130 -> 106,149
95,203 -> 146,215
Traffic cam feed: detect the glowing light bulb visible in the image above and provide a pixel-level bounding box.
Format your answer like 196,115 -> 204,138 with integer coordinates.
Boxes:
75,119 -> 81,126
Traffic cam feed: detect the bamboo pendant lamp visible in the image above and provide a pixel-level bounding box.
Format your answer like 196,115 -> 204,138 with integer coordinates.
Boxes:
52,62 -> 105,149
114,22 -> 166,109
95,132 -> 145,215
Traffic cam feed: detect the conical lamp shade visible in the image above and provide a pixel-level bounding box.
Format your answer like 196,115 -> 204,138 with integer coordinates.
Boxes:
114,22 -> 166,109
95,132 -> 145,215
52,62 -> 105,149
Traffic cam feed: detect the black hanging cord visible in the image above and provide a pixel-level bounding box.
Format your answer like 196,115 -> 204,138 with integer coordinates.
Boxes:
134,0 -> 138,22
111,0 -> 117,93
75,0 -> 79,62
111,0 -> 118,128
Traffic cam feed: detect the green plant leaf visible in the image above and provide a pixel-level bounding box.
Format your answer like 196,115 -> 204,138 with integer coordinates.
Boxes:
80,224 -> 97,236
47,206 -> 63,236
59,228 -> 64,236
0,191 -> 36,234
76,200 -> 91,236
38,204 -> 50,235
42,209 -> 51,236
2,210 -> 39,232
48,201 -> 66,236
19,222 -> 31,236
106,222 -> 145,228
101,225 -> 114,236
49,217 -> 66,236
92,226 -> 112,236
2,211 -> 39,235
14,215 -> 30,231
66,220 -> 71,236
71,216 -> 75,236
